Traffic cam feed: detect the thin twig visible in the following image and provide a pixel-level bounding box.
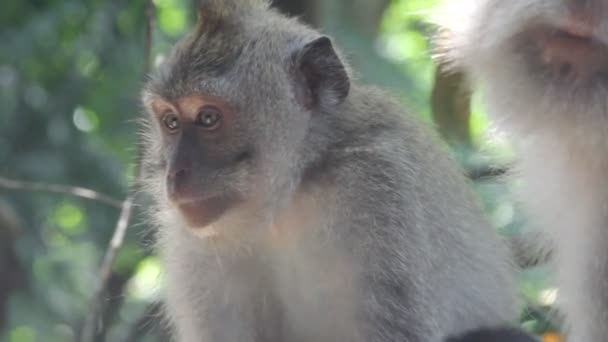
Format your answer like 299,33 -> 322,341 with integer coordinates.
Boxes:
80,196 -> 135,342
0,176 -> 123,209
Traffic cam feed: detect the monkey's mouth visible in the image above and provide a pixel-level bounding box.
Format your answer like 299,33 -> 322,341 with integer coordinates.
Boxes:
526,25 -> 608,82
175,195 -> 239,229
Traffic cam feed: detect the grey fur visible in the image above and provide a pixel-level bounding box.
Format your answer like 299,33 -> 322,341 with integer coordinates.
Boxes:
141,1 -> 517,341
439,0 -> 608,341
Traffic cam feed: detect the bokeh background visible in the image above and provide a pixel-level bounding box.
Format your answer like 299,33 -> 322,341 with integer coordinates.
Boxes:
0,0 -> 558,341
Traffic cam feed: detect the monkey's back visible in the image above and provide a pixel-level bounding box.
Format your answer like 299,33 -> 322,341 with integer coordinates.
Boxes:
322,84 -> 518,336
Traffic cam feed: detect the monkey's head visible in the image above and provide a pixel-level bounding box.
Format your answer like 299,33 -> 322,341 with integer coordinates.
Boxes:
440,0 -> 608,139
140,1 -> 350,240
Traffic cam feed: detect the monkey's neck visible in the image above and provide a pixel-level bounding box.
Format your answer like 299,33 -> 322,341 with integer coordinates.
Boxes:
517,127 -> 608,341
517,134 -> 608,245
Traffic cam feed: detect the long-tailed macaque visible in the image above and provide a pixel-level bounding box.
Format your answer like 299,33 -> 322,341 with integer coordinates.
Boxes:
440,0 -> 608,340
140,1 -> 519,341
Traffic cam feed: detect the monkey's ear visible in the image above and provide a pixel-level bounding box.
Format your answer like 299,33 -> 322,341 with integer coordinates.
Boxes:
293,36 -> 350,110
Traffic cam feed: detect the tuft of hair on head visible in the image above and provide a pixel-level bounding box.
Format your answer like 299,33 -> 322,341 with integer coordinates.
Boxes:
195,0 -> 270,34
150,0 -> 273,96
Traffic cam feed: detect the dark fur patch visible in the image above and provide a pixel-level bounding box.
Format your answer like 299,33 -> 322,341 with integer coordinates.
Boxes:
446,327 -> 538,342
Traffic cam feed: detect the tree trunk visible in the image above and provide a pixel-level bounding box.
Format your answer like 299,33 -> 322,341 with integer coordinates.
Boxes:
431,63 -> 472,146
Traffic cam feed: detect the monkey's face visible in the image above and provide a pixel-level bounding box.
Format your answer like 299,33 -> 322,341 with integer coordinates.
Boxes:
445,0 -> 608,135
141,77 -> 309,237
140,26 -> 349,238
143,93 -> 252,231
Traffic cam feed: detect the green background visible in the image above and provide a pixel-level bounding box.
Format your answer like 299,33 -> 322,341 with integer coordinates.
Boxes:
0,0 -> 556,341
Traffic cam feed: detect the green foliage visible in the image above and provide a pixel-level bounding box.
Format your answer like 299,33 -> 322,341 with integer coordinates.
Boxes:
379,0 -> 439,119
0,0 -> 185,339
9,326 -> 36,342
0,0 -> 555,340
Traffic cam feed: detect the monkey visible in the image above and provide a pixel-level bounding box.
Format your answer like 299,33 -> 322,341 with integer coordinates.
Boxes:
438,0 -> 608,341
139,0 -> 520,341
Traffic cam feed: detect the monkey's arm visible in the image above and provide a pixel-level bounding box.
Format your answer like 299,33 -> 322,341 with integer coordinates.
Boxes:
332,159 -> 442,342
357,248 -> 441,342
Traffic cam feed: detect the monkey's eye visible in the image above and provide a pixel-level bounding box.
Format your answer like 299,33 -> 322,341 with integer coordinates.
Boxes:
162,113 -> 180,132
195,106 -> 222,130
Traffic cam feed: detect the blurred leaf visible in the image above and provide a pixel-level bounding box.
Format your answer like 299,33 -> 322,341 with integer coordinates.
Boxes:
157,5 -> 187,37
53,202 -> 86,236
72,106 -> 100,133
128,257 -> 162,302
114,243 -> 143,276
469,96 -> 490,146
9,326 -> 36,342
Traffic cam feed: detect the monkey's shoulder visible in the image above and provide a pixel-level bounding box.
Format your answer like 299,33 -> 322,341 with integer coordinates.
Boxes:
327,85 -> 463,181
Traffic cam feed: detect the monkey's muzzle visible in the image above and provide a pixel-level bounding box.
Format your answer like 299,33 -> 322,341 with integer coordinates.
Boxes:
175,196 -> 238,229
528,17 -> 608,81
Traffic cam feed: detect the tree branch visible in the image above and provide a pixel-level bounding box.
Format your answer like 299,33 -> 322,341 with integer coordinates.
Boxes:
0,176 -> 123,209
431,62 -> 472,146
80,196 -> 135,342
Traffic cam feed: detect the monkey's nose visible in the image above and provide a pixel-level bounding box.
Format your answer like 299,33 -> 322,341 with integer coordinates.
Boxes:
531,12 -> 608,81
167,168 -> 191,202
